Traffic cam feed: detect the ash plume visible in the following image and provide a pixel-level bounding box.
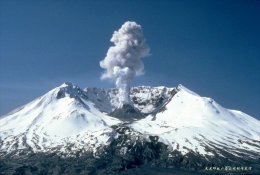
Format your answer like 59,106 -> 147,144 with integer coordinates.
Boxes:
100,21 -> 150,107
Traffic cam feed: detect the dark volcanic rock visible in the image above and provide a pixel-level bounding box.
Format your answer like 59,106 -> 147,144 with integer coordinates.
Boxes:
110,104 -> 144,120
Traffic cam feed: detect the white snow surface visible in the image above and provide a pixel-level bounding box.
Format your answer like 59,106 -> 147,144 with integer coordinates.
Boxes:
0,83 -> 121,154
131,85 -> 260,156
0,82 -> 259,157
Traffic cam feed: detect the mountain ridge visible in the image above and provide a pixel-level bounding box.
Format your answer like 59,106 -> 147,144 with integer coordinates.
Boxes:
0,82 -> 259,174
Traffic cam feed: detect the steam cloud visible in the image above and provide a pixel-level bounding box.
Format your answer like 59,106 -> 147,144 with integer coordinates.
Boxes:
100,21 -> 150,107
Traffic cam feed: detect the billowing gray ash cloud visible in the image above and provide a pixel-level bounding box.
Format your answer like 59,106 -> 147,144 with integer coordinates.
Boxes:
100,21 -> 150,108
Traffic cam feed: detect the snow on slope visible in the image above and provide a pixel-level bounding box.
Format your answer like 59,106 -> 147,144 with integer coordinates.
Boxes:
130,84 -> 260,156
0,82 -> 259,159
0,83 -> 121,154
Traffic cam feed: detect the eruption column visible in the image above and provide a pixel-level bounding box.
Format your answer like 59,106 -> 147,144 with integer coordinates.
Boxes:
100,21 -> 150,107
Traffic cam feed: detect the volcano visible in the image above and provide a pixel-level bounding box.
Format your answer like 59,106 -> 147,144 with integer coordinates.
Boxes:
0,82 -> 259,174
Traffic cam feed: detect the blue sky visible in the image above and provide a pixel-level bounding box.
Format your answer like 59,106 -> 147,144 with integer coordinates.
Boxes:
0,0 -> 259,119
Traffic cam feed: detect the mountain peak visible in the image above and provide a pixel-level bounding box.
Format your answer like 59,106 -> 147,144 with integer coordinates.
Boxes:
60,81 -> 74,87
55,82 -> 83,100
177,84 -> 200,96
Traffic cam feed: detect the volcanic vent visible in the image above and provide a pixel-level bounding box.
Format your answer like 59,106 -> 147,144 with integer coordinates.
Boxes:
110,104 -> 143,120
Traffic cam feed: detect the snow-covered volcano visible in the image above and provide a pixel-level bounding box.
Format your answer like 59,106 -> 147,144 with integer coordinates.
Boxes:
0,82 -> 259,174
0,83 -> 174,155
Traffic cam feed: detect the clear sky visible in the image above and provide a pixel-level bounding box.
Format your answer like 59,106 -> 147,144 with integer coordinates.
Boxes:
0,0 -> 259,119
